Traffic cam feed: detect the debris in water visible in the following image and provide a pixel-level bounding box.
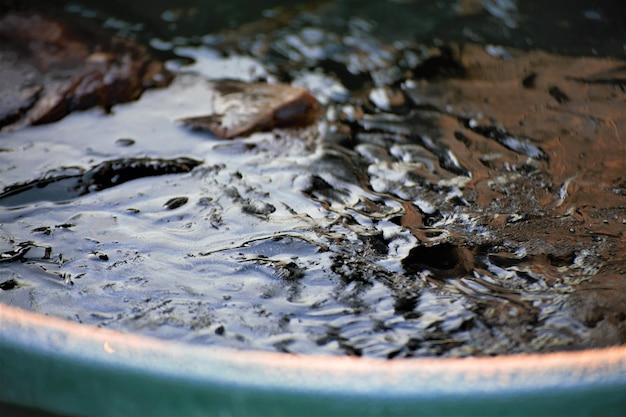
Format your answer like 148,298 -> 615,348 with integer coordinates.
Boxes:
179,80 -> 320,138
0,278 -> 19,290
164,196 -> 189,210
0,242 -> 32,263
0,157 -> 202,206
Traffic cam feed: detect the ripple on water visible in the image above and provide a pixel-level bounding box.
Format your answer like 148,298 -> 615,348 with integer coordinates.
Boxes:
1,2 -> 625,358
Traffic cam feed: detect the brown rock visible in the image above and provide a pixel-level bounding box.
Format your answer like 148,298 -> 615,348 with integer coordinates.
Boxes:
0,6 -> 172,131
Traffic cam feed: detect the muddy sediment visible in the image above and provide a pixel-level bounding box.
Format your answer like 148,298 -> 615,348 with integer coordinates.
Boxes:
0,1 -> 624,358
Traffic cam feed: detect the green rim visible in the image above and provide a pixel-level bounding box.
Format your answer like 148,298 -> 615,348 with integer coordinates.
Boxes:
1,304 -> 625,416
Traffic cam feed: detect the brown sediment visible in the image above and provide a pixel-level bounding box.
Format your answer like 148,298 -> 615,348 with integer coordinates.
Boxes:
0,5 -> 172,131
393,43 -> 626,351
407,45 -> 625,262
403,44 -> 626,213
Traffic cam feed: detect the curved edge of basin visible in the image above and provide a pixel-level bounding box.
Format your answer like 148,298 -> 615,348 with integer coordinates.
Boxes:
1,303 -> 625,416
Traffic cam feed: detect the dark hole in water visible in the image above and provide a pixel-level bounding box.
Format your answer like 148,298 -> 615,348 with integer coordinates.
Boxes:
522,72 -> 537,88
548,86 -> 570,103
402,243 -> 467,275
410,46 -> 467,80
0,279 -> 19,290
317,58 -> 374,91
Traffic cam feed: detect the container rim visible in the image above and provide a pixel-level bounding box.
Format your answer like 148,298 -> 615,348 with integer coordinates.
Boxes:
1,303 -> 625,416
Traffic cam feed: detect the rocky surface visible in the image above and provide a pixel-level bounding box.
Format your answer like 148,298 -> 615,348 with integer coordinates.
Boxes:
0,1 -> 172,130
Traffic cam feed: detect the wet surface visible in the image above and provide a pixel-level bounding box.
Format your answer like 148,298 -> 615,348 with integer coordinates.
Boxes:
0,0 -> 625,358
0,0 -> 171,130
0,157 -> 201,206
179,79 -> 320,138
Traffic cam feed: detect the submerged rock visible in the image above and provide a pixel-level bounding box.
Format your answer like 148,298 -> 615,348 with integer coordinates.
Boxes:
179,80 -> 320,139
0,2 -> 172,131
0,157 -> 201,207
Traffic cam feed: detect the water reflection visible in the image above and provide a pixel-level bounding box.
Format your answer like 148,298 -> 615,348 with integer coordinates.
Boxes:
0,0 -> 624,358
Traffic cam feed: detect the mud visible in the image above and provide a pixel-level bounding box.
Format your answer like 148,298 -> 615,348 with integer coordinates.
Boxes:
0,0 -> 624,358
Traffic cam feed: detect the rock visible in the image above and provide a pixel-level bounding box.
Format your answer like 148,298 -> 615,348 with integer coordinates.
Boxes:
0,3 -> 172,131
179,79 -> 320,138
0,157 -> 202,206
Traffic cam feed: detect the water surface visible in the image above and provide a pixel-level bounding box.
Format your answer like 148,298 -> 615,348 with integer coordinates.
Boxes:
1,0 -> 624,358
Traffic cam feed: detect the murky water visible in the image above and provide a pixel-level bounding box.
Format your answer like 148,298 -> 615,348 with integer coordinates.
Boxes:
0,0 -> 625,358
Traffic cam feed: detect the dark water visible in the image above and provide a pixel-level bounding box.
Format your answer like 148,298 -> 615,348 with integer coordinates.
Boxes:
0,0 -> 625,358
69,0 -> 626,57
